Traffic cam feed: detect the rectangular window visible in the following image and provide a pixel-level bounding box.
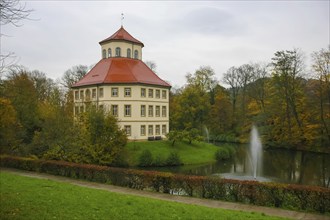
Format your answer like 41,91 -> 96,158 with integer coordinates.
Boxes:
148,125 -> 153,136
148,89 -> 153,98
111,105 -> 118,116
80,105 -> 84,113
162,90 -> 167,99
141,105 -> 146,117
155,89 -> 160,98
124,105 -> 131,117
74,106 -> 79,115
148,105 -> 153,117
162,125 -> 166,135
141,88 -> 146,97
124,125 -> 131,136
92,89 -> 96,98
155,106 -> 160,117
112,88 -> 118,97
155,125 -> 160,135
80,90 -> 84,100
75,91 -> 79,100
124,88 -> 131,97
99,88 -> 104,98
162,106 -> 167,117
141,125 -> 146,136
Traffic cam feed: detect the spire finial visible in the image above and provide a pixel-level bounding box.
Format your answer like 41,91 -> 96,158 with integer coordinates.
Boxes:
121,13 -> 124,27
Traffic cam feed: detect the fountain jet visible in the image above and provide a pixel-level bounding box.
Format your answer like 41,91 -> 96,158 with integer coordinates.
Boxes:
250,125 -> 262,179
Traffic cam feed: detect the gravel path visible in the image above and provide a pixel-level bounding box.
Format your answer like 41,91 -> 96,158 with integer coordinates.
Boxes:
1,168 -> 329,220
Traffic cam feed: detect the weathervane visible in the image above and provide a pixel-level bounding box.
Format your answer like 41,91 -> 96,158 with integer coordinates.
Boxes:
121,13 -> 124,27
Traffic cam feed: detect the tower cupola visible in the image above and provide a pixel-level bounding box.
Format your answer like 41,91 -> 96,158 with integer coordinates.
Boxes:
99,26 -> 144,60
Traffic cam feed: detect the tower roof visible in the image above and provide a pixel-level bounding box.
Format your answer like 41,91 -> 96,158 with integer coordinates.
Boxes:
72,57 -> 171,88
99,26 -> 144,47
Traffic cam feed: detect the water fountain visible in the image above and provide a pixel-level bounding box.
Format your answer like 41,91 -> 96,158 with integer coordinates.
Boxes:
250,125 -> 262,179
214,125 -> 270,182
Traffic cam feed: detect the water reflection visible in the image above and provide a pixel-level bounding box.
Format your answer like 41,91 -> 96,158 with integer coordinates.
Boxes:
144,144 -> 330,187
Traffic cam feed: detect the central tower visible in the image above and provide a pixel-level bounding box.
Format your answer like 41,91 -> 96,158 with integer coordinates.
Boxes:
72,26 -> 171,140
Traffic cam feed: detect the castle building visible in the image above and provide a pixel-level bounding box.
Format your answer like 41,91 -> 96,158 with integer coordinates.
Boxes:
72,26 -> 171,140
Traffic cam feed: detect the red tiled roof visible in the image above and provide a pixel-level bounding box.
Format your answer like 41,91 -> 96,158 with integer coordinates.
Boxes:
99,26 -> 144,47
72,58 -> 171,88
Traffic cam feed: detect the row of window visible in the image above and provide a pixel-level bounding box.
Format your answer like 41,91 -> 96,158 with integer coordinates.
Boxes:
102,47 -> 138,59
113,104 -> 167,117
74,104 -> 167,118
74,87 -> 167,100
124,124 -> 167,136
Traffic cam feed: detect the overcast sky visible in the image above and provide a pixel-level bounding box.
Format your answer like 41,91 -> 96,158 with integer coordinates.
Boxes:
2,1 -> 329,87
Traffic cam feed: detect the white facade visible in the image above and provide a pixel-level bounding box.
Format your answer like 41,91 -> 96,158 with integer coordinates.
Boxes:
73,84 -> 169,140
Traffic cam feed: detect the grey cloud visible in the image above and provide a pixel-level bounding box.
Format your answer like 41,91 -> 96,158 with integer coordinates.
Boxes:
175,7 -> 245,36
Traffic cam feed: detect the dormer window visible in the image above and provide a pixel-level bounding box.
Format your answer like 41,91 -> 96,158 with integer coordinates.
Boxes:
108,48 -> 112,58
134,50 -> 138,59
102,49 -> 106,59
115,47 -> 121,57
127,48 -> 131,58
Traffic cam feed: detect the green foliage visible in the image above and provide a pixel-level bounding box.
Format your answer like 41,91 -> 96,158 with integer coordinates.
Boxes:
166,130 -> 183,146
215,148 -> 230,161
138,149 -> 153,167
183,128 -> 203,144
215,145 -> 236,162
166,152 -> 182,166
2,155 -> 329,214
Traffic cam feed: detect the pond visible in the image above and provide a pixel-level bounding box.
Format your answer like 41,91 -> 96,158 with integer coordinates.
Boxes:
140,144 -> 330,188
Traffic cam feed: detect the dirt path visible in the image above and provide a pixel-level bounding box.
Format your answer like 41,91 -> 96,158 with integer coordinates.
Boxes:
1,168 -> 329,220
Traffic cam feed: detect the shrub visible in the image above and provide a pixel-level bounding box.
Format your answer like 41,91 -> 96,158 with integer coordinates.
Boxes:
165,152 -> 182,166
138,150 -> 153,167
215,148 -> 230,161
1,155 -> 329,214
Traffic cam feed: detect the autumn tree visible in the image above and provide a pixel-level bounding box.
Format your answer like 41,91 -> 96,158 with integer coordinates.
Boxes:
2,68 -> 40,145
1,0 -> 33,73
222,66 -> 242,131
269,49 -> 307,147
311,46 -> 330,146
61,65 -> 88,89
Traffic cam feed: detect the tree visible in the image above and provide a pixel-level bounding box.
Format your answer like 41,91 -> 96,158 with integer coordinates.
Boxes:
174,85 -> 210,131
222,66 -> 242,130
166,130 -> 183,146
186,66 -> 218,92
80,108 -> 128,166
183,128 -> 203,144
145,60 -> 157,72
0,0 -> 33,26
2,68 -> 40,144
311,46 -> 330,146
1,0 -> 33,73
269,49 -> 307,146
209,85 -> 232,135
0,98 -> 20,152
61,65 -> 88,89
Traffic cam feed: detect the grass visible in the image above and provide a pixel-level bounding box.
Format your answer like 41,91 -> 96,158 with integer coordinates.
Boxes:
125,140 -> 220,166
0,171 -> 288,220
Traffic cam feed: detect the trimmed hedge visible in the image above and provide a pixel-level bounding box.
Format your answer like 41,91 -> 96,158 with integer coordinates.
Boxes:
1,155 -> 329,214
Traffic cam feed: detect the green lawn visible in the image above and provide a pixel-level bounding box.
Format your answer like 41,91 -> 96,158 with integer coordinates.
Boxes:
0,171 -> 287,220
125,140 -> 220,166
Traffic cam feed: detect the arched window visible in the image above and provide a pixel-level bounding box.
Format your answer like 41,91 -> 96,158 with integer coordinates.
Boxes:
134,50 -> 138,59
102,49 -> 106,59
115,47 -> 121,57
127,48 -> 131,58
108,48 -> 112,58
